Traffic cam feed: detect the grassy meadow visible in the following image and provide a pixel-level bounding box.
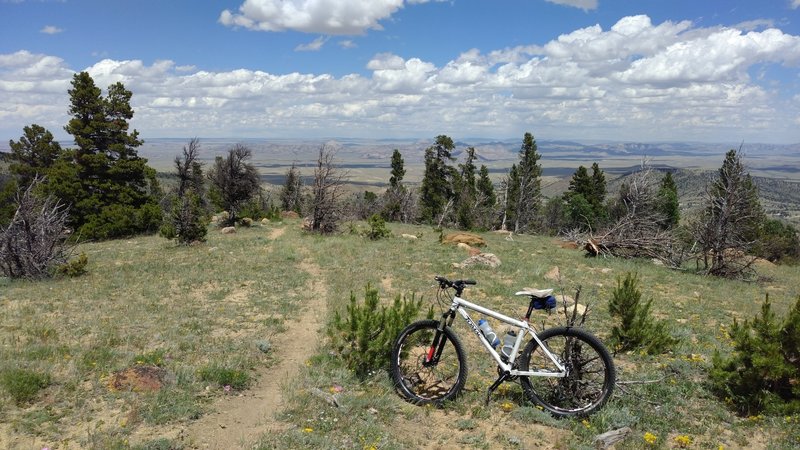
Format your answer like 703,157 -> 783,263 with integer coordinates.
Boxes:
1,219 -> 800,449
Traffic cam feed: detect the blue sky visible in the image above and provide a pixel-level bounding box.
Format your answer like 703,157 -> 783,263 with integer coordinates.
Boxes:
1,0 -> 799,143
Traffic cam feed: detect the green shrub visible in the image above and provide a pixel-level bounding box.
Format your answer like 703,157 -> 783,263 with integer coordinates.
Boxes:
56,252 -> 88,277
365,214 -> 391,240
608,272 -> 678,355
710,295 -> 800,415
197,364 -> 250,390
328,284 -> 425,378
133,349 -> 167,367
753,218 -> 799,264
0,368 -> 51,405
161,193 -> 208,244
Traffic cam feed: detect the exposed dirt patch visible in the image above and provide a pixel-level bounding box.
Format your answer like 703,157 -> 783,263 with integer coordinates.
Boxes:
178,257 -> 327,449
108,365 -> 167,392
391,407 -> 570,449
268,227 -> 286,240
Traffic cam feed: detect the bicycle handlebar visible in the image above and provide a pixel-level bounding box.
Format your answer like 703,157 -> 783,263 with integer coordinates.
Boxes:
434,276 -> 476,293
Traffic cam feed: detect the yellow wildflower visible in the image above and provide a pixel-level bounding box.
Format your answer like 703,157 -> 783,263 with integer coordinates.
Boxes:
303,427 -> 313,433
674,434 -> 692,448
643,432 -> 658,445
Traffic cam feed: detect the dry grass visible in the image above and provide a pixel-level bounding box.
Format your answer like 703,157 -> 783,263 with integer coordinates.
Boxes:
1,220 -> 799,449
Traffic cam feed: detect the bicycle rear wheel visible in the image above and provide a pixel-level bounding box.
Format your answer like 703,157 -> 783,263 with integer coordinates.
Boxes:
390,319 -> 467,405
519,326 -> 615,417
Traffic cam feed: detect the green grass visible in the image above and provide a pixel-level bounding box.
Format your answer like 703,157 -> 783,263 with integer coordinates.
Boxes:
0,368 -> 51,405
1,220 -> 799,448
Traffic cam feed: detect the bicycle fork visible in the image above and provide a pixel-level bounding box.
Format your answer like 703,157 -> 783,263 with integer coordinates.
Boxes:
424,312 -> 455,366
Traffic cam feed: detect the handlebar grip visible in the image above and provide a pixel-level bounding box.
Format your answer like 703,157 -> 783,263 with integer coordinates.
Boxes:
463,280 -> 477,285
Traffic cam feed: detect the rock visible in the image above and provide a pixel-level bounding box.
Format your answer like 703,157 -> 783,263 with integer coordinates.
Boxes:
401,233 -> 418,240
281,211 -> 300,219
453,253 -> 501,269
593,427 -> 632,449
442,232 -> 487,247
651,258 -> 664,266
544,266 -> 560,282
468,247 -> 482,257
261,218 -> 270,225
457,242 -> 471,251
221,226 -> 236,234
240,217 -> 253,227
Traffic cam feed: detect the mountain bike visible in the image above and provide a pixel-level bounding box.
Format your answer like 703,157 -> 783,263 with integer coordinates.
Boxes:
390,276 -> 615,417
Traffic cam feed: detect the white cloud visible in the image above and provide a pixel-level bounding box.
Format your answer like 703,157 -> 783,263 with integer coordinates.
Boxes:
219,0 -> 412,35
2,16 -> 800,143
295,36 -> 328,51
40,25 -> 63,34
339,39 -> 357,49
792,0 -> 800,10
545,0 -> 598,12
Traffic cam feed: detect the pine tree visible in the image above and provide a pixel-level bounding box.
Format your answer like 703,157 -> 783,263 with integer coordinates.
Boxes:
656,171 -> 680,229
207,144 -> 262,225
455,147 -> 478,229
608,272 -> 678,355
693,149 -> 765,277
589,162 -> 608,224
512,132 -> 542,233
280,163 -> 303,213
564,166 -> 593,230
476,165 -> 495,207
383,149 -> 408,222
8,124 -> 62,189
161,138 -> 208,244
50,72 -> 161,239
389,149 -> 405,189
418,135 -> 455,224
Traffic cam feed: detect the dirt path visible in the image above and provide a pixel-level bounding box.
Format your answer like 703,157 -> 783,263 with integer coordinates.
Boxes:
180,228 -> 327,449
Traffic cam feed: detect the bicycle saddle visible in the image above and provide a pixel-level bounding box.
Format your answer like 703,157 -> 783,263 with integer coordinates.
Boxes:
514,288 -> 553,298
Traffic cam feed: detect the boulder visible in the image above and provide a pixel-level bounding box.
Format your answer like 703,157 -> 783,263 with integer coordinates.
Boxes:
221,226 -> 236,234
544,266 -> 560,282
457,242 -> 471,251
281,211 -> 300,219
261,218 -> 270,225
453,253 -> 501,269
401,233 -> 418,240
442,232 -> 487,247
240,217 -> 253,227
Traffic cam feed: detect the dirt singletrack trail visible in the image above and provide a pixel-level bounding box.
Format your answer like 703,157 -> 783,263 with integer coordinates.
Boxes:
183,227 -> 327,449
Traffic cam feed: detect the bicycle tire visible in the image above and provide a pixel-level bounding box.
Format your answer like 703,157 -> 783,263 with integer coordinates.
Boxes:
390,319 -> 468,405
519,326 -> 615,417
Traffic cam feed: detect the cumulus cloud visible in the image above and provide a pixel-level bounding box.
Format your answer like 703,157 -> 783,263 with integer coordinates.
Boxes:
792,0 -> 800,10
219,0 -> 411,35
545,0 -> 598,11
40,25 -> 63,34
2,16 -> 799,142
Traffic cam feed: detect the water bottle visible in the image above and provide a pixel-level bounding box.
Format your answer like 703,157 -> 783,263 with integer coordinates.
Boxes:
477,319 -> 500,348
501,330 -> 517,358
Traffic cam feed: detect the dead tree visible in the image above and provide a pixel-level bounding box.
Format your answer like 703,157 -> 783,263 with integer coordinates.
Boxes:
583,165 -> 684,267
308,145 -> 348,234
690,149 -> 763,279
0,177 -> 72,279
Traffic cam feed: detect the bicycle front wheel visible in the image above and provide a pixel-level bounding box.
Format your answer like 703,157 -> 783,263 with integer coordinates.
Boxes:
390,320 -> 467,405
519,326 -> 615,417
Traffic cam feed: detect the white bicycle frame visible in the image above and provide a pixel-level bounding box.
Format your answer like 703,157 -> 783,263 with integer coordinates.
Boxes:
449,295 -> 566,378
